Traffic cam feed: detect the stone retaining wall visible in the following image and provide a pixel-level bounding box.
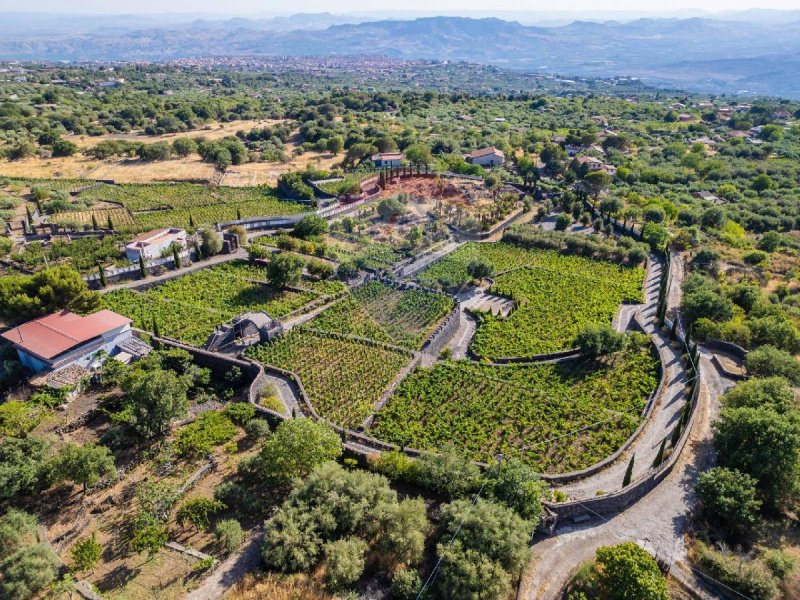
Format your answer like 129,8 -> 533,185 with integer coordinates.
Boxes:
543,346 -> 700,521
703,337 -> 748,360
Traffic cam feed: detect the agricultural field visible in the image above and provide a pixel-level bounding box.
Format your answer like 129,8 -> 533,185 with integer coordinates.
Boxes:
310,281 -> 454,349
371,336 -> 659,473
246,328 -> 412,428
100,262 -> 327,345
326,234 -> 404,270
418,242 -> 644,357
49,206 -> 136,229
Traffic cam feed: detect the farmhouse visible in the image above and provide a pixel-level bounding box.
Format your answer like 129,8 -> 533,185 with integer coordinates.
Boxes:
692,191 -> 724,204
466,146 -> 505,167
371,152 -> 404,168
1,309 -> 134,373
125,227 -> 186,262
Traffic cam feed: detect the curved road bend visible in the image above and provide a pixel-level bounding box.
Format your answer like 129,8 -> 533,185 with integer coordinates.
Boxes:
521,349 -> 736,600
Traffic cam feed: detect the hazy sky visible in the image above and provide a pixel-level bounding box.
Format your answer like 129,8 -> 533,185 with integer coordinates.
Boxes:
1,0 -> 799,14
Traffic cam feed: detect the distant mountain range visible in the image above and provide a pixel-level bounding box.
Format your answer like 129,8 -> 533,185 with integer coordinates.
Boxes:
3,13 -> 800,97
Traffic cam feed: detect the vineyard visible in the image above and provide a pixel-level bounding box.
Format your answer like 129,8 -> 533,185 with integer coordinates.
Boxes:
12,235 -> 128,273
417,242 -> 644,357
310,281 -> 455,349
246,328 -> 412,428
370,337 -> 659,473
49,207 -> 136,229
327,237 -> 404,271
100,262 -> 328,344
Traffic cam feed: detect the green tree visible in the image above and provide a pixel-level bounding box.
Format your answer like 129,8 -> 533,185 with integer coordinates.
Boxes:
696,467 -> 761,541
584,171 -> 611,198
744,346 -> 800,384
323,537 -> 367,591
714,407 -> 800,507
70,532 -> 102,573
0,436 -> 54,501
261,505 -> 322,572
176,498 -> 227,531
721,377 -> 796,414
0,510 -> 59,600
376,497 -> 429,566
489,459 -> 548,522
120,369 -> 189,438
254,419 -> 342,486
574,324 -> 627,357
404,143 -> 432,168
436,541 -> 512,600
416,449 -> 481,499
623,454 -> 635,487
266,253 -> 305,288
292,214 -> 328,239
595,542 -> 668,600
466,258 -> 494,281
326,136 -> 344,155
56,443 -> 116,492
377,197 -> 406,221
752,173 -> 774,192
0,265 -> 101,322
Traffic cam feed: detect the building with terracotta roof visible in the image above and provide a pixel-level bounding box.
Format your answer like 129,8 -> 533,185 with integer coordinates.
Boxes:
1,309 -> 134,373
371,152 -> 404,168
125,227 -> 186,262
465,146 -> 505,167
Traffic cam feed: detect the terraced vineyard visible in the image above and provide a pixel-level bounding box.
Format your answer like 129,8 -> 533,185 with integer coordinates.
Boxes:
327,235 -> 404,271
310,281 -> 454,349
419,242 -> 644,357
49,206 -> 136,229
371,337 -> 659,472
73,183 -> 306,230
246,328 -> 412,428
100,262 -> 325,344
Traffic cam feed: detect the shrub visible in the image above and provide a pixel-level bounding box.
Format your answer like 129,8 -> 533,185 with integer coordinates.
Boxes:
435,541 -> 511,600
743,251 -> 767,266
762,549 -> 796,580
595,542 -> 668,600
574,324 -> 628,357
323,537 -> 367,591
744,346 -> 800,384
244,418 -> 272,440
70,532 -> 102,572
176,497 -> 227,531
215,519 -> 244,554
390,567 -> 425,600
174,411 -> 237,458
721,377 -> 796,414
415,450 -> 481,499
292,215 -> 328,239
224,402 -> 257,426
693,541 -> 779,600
488,459 -> 548,522
696,467 -> 761,542
261,505 -> 322,572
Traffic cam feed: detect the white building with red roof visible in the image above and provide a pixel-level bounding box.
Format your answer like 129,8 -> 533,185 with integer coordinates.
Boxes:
1,309 -> 134,373
125,227 -> 186,262
465,146 -> 505,167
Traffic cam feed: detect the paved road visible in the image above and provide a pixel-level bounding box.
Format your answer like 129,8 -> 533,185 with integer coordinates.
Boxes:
556,258 -> 686,498
521,349 -> 736,600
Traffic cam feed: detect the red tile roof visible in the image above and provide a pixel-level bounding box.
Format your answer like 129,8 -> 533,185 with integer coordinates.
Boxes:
467,146 -> 504,159
1,310 -> 131,360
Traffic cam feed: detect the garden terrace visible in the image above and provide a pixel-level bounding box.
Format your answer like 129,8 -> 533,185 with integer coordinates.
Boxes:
370,337 -> 659,473
326,233 -> 405,271
99,262 -> 336,345
309,280 -> 455,349
246,328 -> 413,428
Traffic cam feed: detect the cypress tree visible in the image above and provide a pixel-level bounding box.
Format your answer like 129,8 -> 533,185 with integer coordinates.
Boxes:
152,317 -> 160,338
670,421 -> 682,447
189,214 -> 195,228
107,214 -> 114,230
653,438 -> 667,468
172,244 -> 180,269
98,264 -> 107,288
236,207 -> 242,220
25,204 -> 33,223
91,214 -> 98,231
622,454 -> 635,487
138,255 -> 146,278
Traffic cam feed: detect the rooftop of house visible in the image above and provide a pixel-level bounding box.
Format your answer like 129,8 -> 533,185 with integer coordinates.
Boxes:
371,152 -> 404,160
1,310 -> 131,360
467,146 -> 504,159
126,227 -> 185,249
